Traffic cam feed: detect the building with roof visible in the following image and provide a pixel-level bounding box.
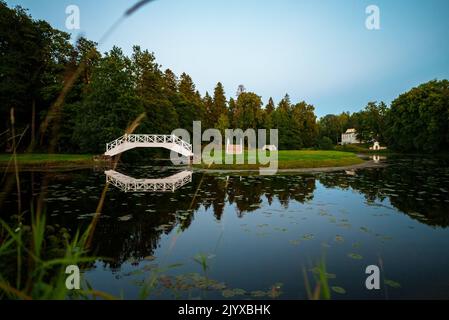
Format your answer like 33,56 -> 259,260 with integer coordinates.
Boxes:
341,128 -> 361,145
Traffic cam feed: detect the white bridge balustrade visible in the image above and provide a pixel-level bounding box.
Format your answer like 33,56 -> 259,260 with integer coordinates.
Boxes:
105,170 -> 193,192
105,134 -> 194,157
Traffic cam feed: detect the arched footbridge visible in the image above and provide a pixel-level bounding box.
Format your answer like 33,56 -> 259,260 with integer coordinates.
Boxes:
105,134 -> 193,157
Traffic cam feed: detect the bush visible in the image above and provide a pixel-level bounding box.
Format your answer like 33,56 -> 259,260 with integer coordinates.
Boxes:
317,137 -> 334,150
335,144 -> 368,153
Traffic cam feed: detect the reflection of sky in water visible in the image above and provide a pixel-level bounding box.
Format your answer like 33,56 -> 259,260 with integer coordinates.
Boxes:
3,157 -> 449,299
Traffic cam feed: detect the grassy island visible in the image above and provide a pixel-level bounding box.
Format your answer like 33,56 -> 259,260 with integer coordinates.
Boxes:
194,150 -> 365,170
1,150 -> 365,171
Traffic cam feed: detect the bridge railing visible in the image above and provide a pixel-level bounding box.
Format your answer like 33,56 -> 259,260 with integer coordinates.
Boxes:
105,170 -> 193,192
106,134 -> 192,153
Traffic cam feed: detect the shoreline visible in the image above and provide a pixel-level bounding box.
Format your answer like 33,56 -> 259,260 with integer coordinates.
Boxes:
194,159 -> 385,174
0,154 -> 385,174
0,152 -> 386,173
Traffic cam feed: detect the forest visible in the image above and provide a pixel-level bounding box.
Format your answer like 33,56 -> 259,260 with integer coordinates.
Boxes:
1,1 -> 448,155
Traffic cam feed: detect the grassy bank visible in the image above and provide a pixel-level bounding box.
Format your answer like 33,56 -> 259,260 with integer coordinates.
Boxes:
194,150 -> 365,170
335,144 -> 391,154
0,154 -> 94,168
1,150 -> 366,171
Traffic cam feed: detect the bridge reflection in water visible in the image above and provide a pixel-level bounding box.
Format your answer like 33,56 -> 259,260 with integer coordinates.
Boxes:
105,170 -> 193,193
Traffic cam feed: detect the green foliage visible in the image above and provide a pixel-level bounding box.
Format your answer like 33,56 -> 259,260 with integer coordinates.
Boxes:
304,259 -> 331,300
216,113 -> 230,137
352,101 -> 388,143
210,82 -> 227,128
176,73 -> 203,133
261,97 -> 275,129
318,102 -> 388,147
272,95 -> 293,148
234,92 -> 263,130
385,80 -> 449,153
194,150 -> 363,170
0,213 -> 101,300
0,2 -> 73,150
318,114 -> 348,144
2,2 -> 447,156
317,136 -> 334,150
335,144 -> 369,153
0,154 -> 92,166
71,47 -> 145,153
272,95 -> 318,149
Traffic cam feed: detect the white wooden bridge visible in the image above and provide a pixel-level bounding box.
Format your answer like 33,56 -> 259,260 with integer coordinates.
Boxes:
105,134 -> 193,157
105,170 -> 193,192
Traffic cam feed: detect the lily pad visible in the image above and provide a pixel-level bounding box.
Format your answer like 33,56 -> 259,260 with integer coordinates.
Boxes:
360,226 -> 370,233
210,282 -> 226,291
251,290 -> 267,297
352,242 -> 362,248
302,234 -> 314,241
331,286 -> 346,294
232,288 -> 247,296
384,279 -> 401,288
222,289 -> 235,298
347,253 -> 363,260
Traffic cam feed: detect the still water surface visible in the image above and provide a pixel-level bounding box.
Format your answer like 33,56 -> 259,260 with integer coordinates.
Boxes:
4,157 -> 449,299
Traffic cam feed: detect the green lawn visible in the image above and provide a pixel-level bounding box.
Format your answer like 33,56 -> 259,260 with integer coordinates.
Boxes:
0,154 -> 93,166
1,150 -> 365,170
195,150 -> 365,170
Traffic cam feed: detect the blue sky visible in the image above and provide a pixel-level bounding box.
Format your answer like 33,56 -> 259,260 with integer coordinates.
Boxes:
5,0 -> 449,117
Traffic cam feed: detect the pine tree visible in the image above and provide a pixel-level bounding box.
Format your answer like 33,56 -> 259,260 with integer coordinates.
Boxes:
163,68 -> 178,94
211,82 -> 227,128
262,97 -> 275,129
203,92 -> 214,128
175,72 -> 205,132
178,72 -> 197,102
228,97 -> 236,128
273,94 -> 293,149
216,113 -> 230,137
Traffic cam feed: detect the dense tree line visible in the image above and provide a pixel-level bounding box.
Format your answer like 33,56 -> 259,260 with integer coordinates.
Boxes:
317,80 -> 449,153
317,102 -> 388,145
385,80 -> 449,153
0,2 -> 318,154
1,2 -> 448,154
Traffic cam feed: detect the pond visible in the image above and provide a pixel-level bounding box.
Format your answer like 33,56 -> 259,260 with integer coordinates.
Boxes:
2,156 -> 449,299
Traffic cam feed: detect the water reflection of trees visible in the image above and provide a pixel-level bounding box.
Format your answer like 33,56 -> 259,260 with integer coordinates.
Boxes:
4,157 -> 449,269
85,173 -> 317,267
318,158 -> 449,227
225,175 -> 316,217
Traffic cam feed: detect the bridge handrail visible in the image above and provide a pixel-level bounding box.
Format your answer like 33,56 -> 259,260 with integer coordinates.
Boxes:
106,134 -> 192,153
105,170 -> 193,192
